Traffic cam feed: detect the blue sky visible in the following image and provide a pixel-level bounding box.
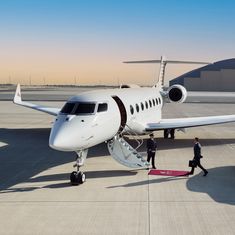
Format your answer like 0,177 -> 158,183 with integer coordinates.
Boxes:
0,0 -> 235,85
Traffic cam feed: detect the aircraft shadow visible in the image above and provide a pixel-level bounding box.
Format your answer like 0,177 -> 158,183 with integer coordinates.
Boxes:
0,128 -> 235,193
186,166 -> 235,205
0,128 -> 109,192
39,170 -> 137,189
126,137 -> 235,151
107,176 -> 187,189
108,166 -> 235,205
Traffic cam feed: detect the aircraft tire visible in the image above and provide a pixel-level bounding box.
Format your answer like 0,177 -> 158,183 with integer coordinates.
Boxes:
78,172 -> 86,184
70,171 -> 79,185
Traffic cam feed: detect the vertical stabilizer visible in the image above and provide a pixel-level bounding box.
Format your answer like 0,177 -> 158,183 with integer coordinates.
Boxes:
155,56 -> 167,88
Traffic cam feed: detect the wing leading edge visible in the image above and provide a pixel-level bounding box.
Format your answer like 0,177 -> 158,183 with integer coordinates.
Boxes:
146,115 -> 235,131
13,84 -> 60,116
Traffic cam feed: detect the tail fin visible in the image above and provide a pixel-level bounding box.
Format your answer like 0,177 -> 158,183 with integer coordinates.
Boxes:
157,56 -> 167,88
123,56 -> 210,88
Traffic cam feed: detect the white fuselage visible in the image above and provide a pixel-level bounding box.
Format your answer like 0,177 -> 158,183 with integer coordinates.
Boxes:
49,87 -> 163,151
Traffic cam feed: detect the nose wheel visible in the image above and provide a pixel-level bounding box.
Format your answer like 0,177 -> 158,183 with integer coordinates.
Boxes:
70,149 -> 88,185
70,171 -> 86,185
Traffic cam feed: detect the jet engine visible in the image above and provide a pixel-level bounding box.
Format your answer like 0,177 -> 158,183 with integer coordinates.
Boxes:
167,85 -> 187,103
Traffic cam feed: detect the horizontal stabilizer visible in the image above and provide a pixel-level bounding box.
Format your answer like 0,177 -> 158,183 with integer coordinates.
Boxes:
123,60 -> 210,65
123,56 -> 210,87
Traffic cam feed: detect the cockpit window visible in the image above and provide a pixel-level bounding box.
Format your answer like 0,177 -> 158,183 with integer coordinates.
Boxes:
61,102 -> 76,114
74,103 -> 96,114
61,102 -> 96,115
98,103 -> 108,112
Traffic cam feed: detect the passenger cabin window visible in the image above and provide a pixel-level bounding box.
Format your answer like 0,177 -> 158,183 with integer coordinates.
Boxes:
156,98 -> 158,105
145,101 -> 148,109
61,102 -> 96,115
141,102 -> 144,111
130,105 -> 134,115
152,99 -> 155,106
98,103 -> 108,112
158,98 -> 161,104
136,104 -> 140,112
149,100 -> 152,108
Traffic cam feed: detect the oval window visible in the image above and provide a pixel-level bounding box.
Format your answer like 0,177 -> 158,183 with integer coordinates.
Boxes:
152,99 -> 155,106
141,102 -> 144,111
145,101 -> 148,109
136,104 -> 139,112
130,105 -> 134,115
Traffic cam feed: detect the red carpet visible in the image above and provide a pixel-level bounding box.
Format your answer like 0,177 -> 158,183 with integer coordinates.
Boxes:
148,169 -> 189,177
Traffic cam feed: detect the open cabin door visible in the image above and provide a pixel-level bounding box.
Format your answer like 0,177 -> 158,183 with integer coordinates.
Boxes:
112,96 -> 127,133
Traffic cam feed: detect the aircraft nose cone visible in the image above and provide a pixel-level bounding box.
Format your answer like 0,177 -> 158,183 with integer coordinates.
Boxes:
49,132 -> 66,150
49,123 -> 72,151
49,116 -> 91,151
49,135 -> 61,149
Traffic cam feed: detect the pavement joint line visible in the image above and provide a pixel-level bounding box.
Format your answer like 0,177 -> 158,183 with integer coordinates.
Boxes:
0,200 -> 235,203
147,173 -> 151,235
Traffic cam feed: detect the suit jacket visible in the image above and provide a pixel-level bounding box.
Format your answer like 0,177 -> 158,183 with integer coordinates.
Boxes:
194,142 -> 201,160
147,139 -> 157,153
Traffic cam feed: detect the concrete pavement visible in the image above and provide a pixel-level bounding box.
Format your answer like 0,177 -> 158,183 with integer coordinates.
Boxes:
0,97 -> 235,234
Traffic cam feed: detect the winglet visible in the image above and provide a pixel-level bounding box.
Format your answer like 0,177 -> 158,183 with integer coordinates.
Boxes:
13,84 -> 22,104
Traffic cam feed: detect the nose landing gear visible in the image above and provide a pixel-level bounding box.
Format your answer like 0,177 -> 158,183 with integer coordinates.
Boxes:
70,149 -> 88,185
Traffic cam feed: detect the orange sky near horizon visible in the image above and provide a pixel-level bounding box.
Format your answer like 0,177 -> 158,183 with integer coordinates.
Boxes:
0,51 -> 205,86
0,31 -> 221,86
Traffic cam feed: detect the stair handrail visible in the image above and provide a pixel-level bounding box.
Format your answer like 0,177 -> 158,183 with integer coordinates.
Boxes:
119,124 -> 144,151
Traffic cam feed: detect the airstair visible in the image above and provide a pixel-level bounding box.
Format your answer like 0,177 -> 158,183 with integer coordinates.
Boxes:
107,134 -> 150,168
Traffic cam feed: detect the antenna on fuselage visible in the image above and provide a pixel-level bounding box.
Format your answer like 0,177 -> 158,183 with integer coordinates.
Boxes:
123,56 -> 210,88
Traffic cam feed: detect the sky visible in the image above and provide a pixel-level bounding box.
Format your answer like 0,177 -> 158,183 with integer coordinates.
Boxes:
0,0 -> 235,85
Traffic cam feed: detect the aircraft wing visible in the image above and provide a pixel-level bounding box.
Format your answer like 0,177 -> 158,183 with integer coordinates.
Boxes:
146,115 -> 235,131
13,84 -> 60,116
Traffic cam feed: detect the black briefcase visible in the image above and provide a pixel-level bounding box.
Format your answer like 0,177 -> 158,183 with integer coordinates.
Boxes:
189,160 -> 197,167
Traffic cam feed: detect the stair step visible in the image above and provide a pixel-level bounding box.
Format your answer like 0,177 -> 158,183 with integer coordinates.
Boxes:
107,136 -> 148,168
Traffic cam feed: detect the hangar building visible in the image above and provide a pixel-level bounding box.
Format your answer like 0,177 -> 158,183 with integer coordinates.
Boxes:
170,58 -> 235,91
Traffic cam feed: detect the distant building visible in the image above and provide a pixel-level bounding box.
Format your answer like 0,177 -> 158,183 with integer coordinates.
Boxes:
170,58 -> 235,91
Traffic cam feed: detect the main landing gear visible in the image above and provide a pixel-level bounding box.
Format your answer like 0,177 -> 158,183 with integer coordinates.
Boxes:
70,149 -> 88,185
70,171 -> 86,185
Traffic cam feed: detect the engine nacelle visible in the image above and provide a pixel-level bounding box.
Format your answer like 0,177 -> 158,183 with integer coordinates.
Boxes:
167,85 -> 187,103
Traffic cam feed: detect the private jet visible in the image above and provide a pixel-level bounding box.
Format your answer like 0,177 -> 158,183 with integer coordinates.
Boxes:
13,56 -> 235,185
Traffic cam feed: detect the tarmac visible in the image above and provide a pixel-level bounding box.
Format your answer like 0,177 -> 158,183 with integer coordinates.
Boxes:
0,87 -> 235,235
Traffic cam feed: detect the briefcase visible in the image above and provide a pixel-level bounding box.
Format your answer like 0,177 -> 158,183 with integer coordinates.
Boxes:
189,160 -> 197,167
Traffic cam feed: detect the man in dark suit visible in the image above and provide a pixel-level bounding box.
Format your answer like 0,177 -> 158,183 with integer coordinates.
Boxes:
189,137 -> 208,176
147,133 -> 157,169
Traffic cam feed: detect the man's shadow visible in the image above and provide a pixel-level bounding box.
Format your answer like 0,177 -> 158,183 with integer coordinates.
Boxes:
186,166 -> 235,205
